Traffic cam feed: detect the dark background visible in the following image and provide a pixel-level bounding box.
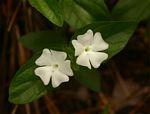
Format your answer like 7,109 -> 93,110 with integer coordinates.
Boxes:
0,0 -> 150,114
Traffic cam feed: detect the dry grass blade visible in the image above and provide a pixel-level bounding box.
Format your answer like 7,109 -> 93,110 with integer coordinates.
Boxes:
44,95 -> 60,114
7,1 -> 22,32
11,105 -> 18,114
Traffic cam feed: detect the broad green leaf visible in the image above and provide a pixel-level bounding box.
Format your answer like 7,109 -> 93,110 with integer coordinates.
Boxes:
60,0 -> 110,29
60,0 -> 93,29
20,30 -> 67,52
72,21 -> 137,59
28,0 -> 63,26
75,67 -> 101,92
9,53 -> 54,104
111,0 -> 150,21
74,0 -> 109,20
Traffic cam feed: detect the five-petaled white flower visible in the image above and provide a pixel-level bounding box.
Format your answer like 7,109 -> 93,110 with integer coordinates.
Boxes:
34,48 -> 73,88
72,29 -> 109,69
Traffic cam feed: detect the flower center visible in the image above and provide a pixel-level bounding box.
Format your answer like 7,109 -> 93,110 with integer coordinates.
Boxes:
53,64 -> 59,68
85,46 -> 91,52
52,64 -> 59,72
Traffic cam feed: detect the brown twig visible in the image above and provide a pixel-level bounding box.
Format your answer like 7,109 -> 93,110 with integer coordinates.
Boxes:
7,1 -> 22,32
25,104 -> 31,114
99,93 -> 115,114
15,24 -> 27,65
44,95 -> 60,114
110,61 -> 130,96
129,88 -> 150,114
33,100 -> 41,114
11,105 -> 18,114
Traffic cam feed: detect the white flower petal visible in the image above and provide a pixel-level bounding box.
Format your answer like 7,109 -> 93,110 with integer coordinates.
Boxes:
88,52 -> 108,68
50,50 -> 67,63
34,66 -> 52,85
59,60 -> 73,76
92,32 -> 109,51
77,29 -> 93,46
35,48 -> 52,66
72,40 -> 84,56
76,52 -> 91,69
51,71 -> 69,88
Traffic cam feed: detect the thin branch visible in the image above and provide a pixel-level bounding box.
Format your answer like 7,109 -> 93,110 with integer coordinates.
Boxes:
7,1 -> 22,32
25,104 -> 31,114
11,105 -> 18,114
110,61 -> 130,96
44,95 -> 60,114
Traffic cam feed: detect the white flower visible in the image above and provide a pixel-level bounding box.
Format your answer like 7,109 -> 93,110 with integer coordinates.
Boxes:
34,48 -> 73,88
72,29 -> 109,69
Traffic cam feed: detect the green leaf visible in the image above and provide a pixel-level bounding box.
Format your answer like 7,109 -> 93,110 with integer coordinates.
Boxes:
60,0 -> 109,29
74,0 -> 109,20
60,0 -> 93,29
20,30 -> 67,52
75,67 -> 100,92
111,0 -> 150,21
28,0 -> 63,26
72,21 -> 137,59
9,53 -> 54,104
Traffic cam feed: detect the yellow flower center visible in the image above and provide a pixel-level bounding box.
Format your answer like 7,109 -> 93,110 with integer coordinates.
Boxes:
85,46 -> 91,52
52,64 -> 59,72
